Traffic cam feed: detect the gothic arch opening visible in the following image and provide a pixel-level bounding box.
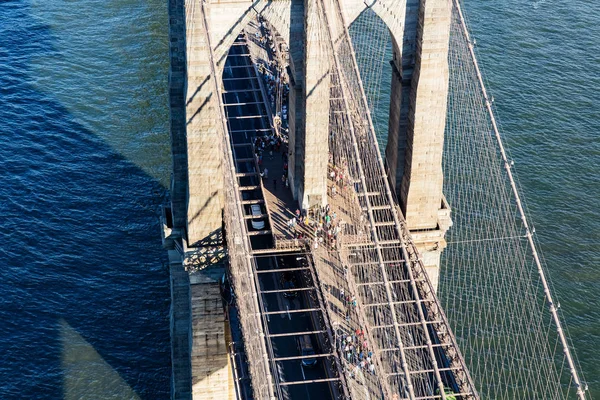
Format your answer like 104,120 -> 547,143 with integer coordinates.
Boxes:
348,8 -> 394,151
219,12 -> 297,146
213,6 -> 301,87
219,15 -> 298,250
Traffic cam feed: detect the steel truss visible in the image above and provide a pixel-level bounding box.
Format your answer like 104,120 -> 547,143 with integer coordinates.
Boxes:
317,0 -> 479,398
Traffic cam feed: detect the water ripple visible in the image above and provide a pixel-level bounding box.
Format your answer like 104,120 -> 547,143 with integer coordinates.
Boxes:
0,0 -> 171,398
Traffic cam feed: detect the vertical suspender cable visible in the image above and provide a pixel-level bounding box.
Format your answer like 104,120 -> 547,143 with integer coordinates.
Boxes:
452,1 -> 586,398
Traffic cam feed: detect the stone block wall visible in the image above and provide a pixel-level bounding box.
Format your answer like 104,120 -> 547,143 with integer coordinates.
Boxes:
189,270 -> 234,400
399,0 -> 452,231
184,0 -> 225,247
168,0 -> 189,231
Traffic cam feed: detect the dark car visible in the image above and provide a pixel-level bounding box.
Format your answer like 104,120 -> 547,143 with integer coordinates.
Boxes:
297,334 -> 318,367
281,271 -> 298,299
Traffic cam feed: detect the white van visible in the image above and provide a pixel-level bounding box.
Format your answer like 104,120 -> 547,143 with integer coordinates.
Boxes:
250,204 -> 265,230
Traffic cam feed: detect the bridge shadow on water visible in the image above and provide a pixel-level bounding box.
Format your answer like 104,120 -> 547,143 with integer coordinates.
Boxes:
0,2 -> 171,399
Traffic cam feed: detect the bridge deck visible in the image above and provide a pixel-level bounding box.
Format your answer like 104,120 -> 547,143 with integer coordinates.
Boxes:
223,24 -> 453,399
224,19 -> 474,399
223,32 -> 347,399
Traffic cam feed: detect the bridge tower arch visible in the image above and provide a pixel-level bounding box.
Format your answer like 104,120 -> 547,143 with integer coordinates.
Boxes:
170,0 -> 335,249
169,0 -> 452,287
340,0 -> 453,289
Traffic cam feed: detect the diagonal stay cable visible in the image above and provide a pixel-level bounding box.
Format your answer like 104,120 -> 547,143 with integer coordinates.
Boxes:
452,1 -> 586,398
319,0 -> 416,398
326,0 -> 480,398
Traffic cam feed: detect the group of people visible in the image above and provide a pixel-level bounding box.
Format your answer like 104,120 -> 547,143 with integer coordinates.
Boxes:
341,329 -> 376,376
339,288 -> 358,321
280,203 -> 344,250
258,62 -> 285,110
255,17 -> 277,54
308,203 -> 343,250
254,17 -> 290,125
254,134 -> 289,191
328,160 -> 354,198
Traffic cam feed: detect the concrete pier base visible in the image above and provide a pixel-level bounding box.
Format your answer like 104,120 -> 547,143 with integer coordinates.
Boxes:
189,268 -> 235,400
168,248 -> 235,400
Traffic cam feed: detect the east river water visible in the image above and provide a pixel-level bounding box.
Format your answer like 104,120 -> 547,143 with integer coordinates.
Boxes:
0,0 -> 597,398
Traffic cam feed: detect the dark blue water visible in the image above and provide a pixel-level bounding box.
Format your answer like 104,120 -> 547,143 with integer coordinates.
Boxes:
1,0 -> 598,398
0,1 -> 171,398
461,0 -> 600,394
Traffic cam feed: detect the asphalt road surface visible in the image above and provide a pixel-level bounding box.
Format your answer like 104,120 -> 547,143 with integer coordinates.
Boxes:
223,36 -> 338,400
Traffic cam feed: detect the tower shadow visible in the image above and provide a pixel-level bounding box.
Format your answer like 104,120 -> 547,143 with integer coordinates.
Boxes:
0,2 -> 171,399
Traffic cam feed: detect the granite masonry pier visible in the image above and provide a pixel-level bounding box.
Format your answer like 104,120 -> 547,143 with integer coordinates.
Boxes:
164,0 -> 454,398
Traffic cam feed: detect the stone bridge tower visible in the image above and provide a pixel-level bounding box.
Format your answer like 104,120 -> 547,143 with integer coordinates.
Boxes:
165,0 -> 453,398
167,0 -> 452,281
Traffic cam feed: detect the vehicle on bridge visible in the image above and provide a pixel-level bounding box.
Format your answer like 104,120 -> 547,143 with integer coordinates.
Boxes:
281,271 -> 298,299
297,334 -> 318,368
250,204 -> 265,230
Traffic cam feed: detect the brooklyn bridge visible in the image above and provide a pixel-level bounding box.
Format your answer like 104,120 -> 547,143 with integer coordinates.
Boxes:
161,0 -> 589,399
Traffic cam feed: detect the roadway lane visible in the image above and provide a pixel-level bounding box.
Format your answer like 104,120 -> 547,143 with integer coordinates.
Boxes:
256,255 -> 334,400
223,37 -> 273,250
223,34 -> 339,399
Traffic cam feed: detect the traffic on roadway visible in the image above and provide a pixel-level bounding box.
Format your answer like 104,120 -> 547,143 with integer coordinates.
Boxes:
221,32 -> 344,399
